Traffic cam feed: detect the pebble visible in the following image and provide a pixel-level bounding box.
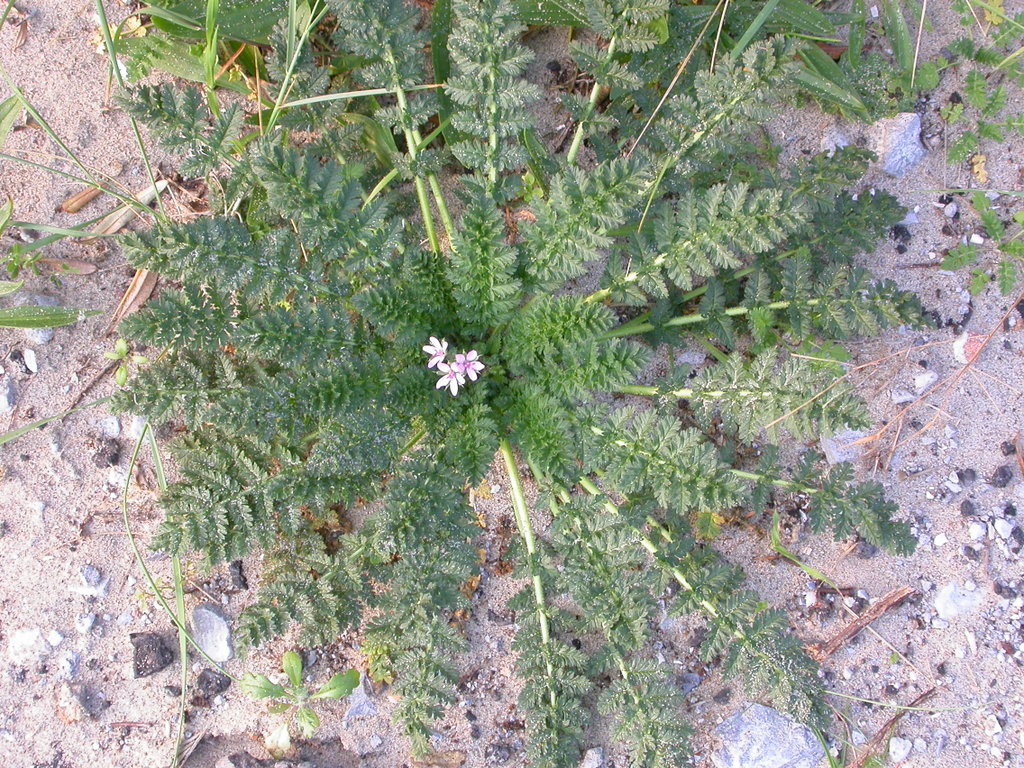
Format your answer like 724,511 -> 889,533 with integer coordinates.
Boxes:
0,375 -> 15,414
870,113 -> 927,177
933,532 -> 948,547
191,603 -> 234,663
913,738 -> 927,753
995,518 -> 1015,539
914,370 -> 938,393
711,704 -> 824,768
73,565 -> 109,599
944,202 -> 958,218
579,747 -> 604,768
75,614 -> 97,634
989,465 -> 1014,488
130,632 -> 174,678
57,650 -> 81,680
820,428 -> 869,464
889,736 -> 912,763
196,668 -> 231,700
935,582 -> 983,621
969,233 -> 985,245
7,628 -> 49,664
22,348 -> 38,373
891,389 -> 916,404
99,416 -> 121,438
984,714 -> 1003,736
46,630 -> 64,648
968,521 -> 987,540
343,677 -> 378,723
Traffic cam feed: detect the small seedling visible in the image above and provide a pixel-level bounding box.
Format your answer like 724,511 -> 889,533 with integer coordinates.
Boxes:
103,337 -> 149,387
240,650 -> 359,743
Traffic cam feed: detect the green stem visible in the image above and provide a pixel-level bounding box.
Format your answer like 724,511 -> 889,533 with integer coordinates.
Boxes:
566,36 -> 618,165
499,438 -> 556,708
601,297 -> 821,340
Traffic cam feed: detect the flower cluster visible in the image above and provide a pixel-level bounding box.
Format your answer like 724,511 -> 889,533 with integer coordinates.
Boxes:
423,337 -> 485,396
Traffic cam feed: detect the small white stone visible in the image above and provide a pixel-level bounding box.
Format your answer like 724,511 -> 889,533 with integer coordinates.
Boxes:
934,533 -> 948,547
870,4 -> 879,17
965,630 -> 978,655
46,630 -> 64,648
970,233 -> 985,245
984,714 -> 1002,736
890,736 -> 912,763
22,349 -> 38,373
994,519 -> 1015,539
891,389 -> 916,404
931,617 -> 949,629
944,203 -> 958,218
99,416 -> 121,438
914,370 -> 938,393
914,738 -> 928,753
968,521 -> 987,541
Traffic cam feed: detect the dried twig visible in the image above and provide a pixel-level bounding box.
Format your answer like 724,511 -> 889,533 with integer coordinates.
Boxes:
848,688 -> 936,768
808,586 -> 916,662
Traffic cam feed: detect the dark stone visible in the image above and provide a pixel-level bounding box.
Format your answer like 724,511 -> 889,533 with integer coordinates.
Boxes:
196,668 -> 231,701
73,684 -> 111,717
228,560 -> 247,591
485,743 -> 514,764
92,437 -> 122,468
957,468 -> 977,485
130,632 -> 174,678
989,465 -> 1014,488
471,724 -> 482,739
165,685 -> 182,697
890,224 -> 912,245
960,499 -> 976,517
936,661 -> 948,676
963,545 -> 981,561
713,687 -> 733,704
1001,441 -> 1017,456
1009,527 -> 1024,555
1005,502 -> 1017,517
227,753 -> 275,768
854,540 -> 879,559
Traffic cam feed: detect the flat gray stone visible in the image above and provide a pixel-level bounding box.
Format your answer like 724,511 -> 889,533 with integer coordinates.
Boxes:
192,603 -> 234,663
869,113 -> 926,177
934,582 -> 982,621
579,747 -> 604,768
820,428 -> 869,465
343,677 -> 377,723
712,704 -> 824,768
0,376 -> 15,414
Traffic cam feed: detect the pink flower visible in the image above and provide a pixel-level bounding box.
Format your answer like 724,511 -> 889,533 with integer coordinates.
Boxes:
423,336 -> 448,369
454,350 -> 485,381
435,361 -> 466,396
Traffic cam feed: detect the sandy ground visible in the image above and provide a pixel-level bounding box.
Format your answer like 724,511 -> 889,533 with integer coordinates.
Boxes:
1,2 -> 1023,768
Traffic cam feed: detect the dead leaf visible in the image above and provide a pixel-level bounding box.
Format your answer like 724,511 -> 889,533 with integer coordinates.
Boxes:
971,154 -> 989,184
38,257 -> 98,275
412,751 -> 466,768
14,18 -> 29,49
59,185 -> 103,213
83,180 -> 168,244
107,268 -> 158,333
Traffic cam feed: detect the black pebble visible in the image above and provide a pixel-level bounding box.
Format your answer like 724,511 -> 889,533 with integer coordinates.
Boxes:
197,668 -> 231,698
1001,441 -> 1017,456
963,545 -> 981,561
989,465 -> 1014,488
960,499 -> 976,517
92,437 -> 122,468
130,632 -> 174,678
713,687 -> 733,704
1005,502 -> 1017,517
957,468 -> 977,485
1009,528 -> 1024,555
485,743 -> 514,764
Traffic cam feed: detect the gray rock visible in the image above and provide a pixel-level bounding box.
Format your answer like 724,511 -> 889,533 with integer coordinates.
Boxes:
712,703 -> 824,768
870,113 -> 926,177
679,672 -> 702,696
99,416 -> 121,438
0,376 -> 15,414
934,582 -> 982,621
820,428 -> 869,465
994,518 -> 1016,539
344,677 -> 377,723
192,603 -> 234,663
579,747 -> 604,768
73,564 -> 109,598
889,736 -> 912,763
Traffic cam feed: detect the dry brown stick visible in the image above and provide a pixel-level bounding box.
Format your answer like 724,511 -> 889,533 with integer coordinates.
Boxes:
808,586 -> 916,663
848,688 -> 936,768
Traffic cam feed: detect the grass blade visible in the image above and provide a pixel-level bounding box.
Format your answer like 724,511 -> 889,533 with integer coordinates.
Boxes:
881,0 -> 913,78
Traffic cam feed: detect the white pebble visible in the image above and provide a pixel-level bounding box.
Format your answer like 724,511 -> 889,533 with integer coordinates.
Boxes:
23,349 -> 38,373
970,233 -> 985,245
46,630 -> 64,648
994,519 -> 1015,539
968,521 -> 987,541
934,533 -> 948,547
914,370 -> 938,393
944,203 -> 958,218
